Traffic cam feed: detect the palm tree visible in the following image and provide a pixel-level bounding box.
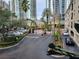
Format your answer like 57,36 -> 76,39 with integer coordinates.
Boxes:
41,8 -> 52,31
52,15 -> 63,48
21,0 -> 29,13
27,19 -> 37,33
0,7 -> 12,39
42,8 -> 51,24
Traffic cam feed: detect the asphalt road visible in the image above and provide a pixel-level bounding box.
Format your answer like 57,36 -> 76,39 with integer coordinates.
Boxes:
0,26 -> 72,59
0,34 -> 55,59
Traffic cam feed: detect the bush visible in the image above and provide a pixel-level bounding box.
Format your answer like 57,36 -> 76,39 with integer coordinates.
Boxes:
0,35 -> 24,47
4,36 -> 16,42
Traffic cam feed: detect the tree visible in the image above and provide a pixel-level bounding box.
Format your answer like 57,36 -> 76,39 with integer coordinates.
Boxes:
21,0 -> 29,13
42,8 -> 51,24
10,19 -> 28,29
27,19 -> 37,33
41,18 -> 48,30
0,7 -> 12,41
21,20 -> 29,29
21,0 -> 30,29
0,7 -> 11,26
41,8 -> 52,31
53,16 -> 63,48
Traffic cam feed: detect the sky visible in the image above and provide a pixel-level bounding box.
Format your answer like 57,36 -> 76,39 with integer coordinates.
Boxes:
37,0 -> 46,19
4,0 -> 9,3
4,0 -> 46,20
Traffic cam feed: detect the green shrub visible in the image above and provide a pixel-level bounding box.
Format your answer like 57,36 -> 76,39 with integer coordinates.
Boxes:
0,35 -> 25,47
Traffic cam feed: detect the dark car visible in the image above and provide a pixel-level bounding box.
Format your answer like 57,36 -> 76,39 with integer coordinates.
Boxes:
65,38 -> 75,46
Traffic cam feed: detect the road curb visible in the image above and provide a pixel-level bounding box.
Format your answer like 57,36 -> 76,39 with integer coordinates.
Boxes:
0,35 -> 27,50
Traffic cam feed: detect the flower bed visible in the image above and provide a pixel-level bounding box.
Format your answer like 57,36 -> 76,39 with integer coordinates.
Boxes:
47,43 -> 78,58
53,31 -> 63,48
0,33 -> 27,48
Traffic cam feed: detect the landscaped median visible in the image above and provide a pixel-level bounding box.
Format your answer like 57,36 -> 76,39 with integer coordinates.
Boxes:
47,31 -> 79,59
0,33 -> 27,49
47,43 -> 79,59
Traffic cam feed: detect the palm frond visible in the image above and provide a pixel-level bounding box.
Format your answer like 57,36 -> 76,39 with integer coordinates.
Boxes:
21,0 -> 29,12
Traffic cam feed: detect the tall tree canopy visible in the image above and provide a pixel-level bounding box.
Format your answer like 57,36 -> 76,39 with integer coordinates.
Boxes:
0,7 -> 11,26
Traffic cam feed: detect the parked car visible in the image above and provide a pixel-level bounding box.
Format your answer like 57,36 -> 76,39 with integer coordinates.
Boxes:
18,29 -> 28,33
7,31 -> 14,36
8,31 -> 22,36
63,32 -> 69,36
13,31 -> 23,36
65,38 -> 75,46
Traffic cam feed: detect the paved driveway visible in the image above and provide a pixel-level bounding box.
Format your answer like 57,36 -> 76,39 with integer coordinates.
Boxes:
0,34 -> 70,59
0,34 -> 55,59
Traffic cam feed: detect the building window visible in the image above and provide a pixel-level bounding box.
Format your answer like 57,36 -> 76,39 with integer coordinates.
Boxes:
71,22 -> 73,28
62,5 -> 64,8
71,3 -> 73,10
71,13 -> 73,19
74,13 -> 75,15
74,23 -> 79,33
78,10 -> 79,13
71,31 -> 74,36
78,6 -> 79,8
62,14 -> 64,16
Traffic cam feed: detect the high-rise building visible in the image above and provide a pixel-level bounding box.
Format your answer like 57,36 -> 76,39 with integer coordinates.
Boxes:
10,0 -> 36,20
60,0 -> 66,25
46,0 -> 51,22
46,0 -> 51,9
25,0 -> 31,19
10,0 -> 15,13
19,0 -> 25,19
0,0 -> 3,7
53,0 -> 60,15
52,0 -> 67,27
0,0 -> 9,10
52,0 -> 60,26
10,0 -> 25,20
30,0 -> 36,20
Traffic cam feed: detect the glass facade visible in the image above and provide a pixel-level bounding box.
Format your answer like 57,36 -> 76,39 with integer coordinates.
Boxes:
53,0 -> 60,14
30,0 -> 36,20
60,0 -> 66,21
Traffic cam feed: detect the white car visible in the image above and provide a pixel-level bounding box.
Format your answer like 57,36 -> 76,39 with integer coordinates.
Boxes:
63,32 -> 69,36
19,29 -> 27,33
7,31 -> 14,36
13,31 -> 22,36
